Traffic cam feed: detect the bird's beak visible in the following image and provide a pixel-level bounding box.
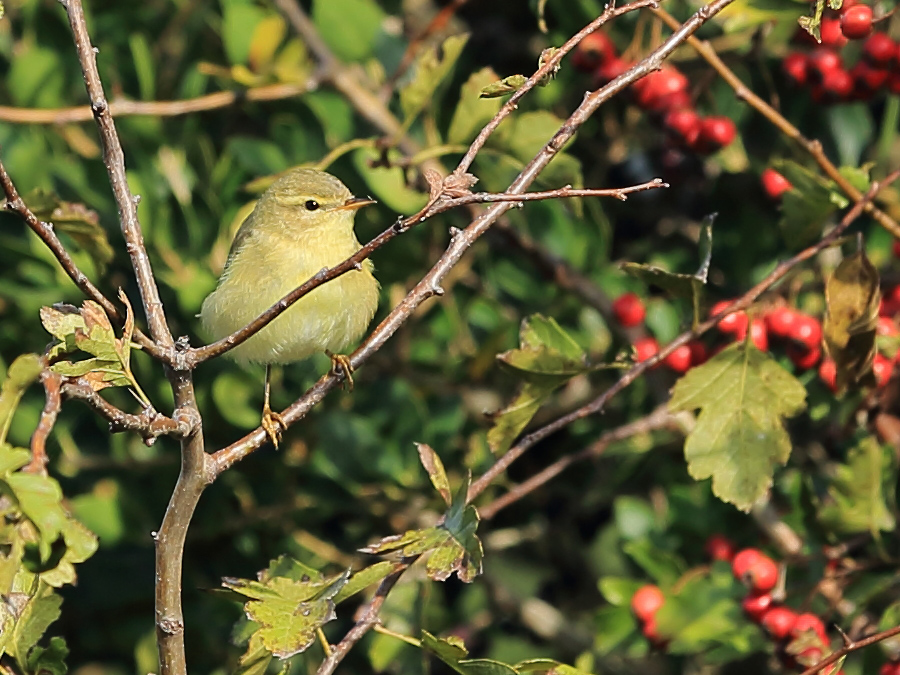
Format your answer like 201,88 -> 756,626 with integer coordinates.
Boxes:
334,196 -> 377,212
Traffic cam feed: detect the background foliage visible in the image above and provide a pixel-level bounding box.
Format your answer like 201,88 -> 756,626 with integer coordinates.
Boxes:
0,0 -> 899,674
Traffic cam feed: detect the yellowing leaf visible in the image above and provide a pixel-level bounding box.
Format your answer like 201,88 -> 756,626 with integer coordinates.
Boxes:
247,14 -> 287,72
668,342 -> 807,511
823,248 -> 880,392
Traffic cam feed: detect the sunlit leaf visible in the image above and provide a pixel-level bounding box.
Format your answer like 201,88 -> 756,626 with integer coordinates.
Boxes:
0,354 -> 43,447
399,34 -> 469,124
448,68 -> 502,145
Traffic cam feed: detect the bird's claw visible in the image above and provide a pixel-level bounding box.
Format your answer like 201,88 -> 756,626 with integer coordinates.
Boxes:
327,351 -> 354,390
262,405 -> 287,449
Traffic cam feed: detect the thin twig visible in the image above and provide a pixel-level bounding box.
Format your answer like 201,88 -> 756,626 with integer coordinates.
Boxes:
799,624 -> 900,675
468,174 -> 897,503
0,156 -> 161,358
62,0 -> 175,353
26,370 -> 62,475
652,6 -> 900,239
0,82 -> 313,124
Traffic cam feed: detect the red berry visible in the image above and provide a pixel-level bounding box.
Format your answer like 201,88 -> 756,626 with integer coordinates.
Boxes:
573,31 -> 616,72
820,17 -> 848,46
732,548 -> 763,579
633,67 -> 688,110
879,664 -> 900,675
742,592 -> 773,622
793,613 -> 828,643
783,53 -> 808,86
689,341 -> 708,366
797,645 -> 825,666
710,300 -> 749,336
874,353 -> 893,387
788,345 -> 822,370
863,32 -> 897,66
761,606 -> 798,640
664,344 -> 693,373
765,306 -> 799,337
840,4 -> 873,39
746,555 -> 778,592
761,168 -> 793,200
819,359 -> 838,392
631,584 -> 664,622
893,240 -> 900,258
664,108 -> 702,146
594,57 -> 632,86
704,534 -> 735,562
693,116 -> 736,154
822,67 -> 854,100
889,72 -> 900,96
878,316 -> 898,336
613,292 -> 646,327
641,616 -> 664,646
792,314 -> 823,350
748,319 -> 769,351
851,61 -> 890,97
634,337 -> 659,363
808,49 -> 843,84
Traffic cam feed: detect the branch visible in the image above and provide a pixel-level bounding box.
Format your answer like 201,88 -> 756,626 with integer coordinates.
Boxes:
652,6 -> 900,239
61,380 -> 190,444
61,0 -> 175,354
479,405 -> 681,520
799,624 -> 900,675
26,370 -> 62,475
0,155 -> 161,358
210,0 -> 734,474
0,82 -> 313,124
467,174 -> 897,503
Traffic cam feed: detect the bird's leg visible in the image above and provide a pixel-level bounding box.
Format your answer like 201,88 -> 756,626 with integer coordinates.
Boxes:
326,350 -> 354,391
261,364 -> 287,448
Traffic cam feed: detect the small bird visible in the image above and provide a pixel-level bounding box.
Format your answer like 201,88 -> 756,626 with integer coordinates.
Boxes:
200,168 -> 379,447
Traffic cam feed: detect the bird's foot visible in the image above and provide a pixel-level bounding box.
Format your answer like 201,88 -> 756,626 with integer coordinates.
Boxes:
261,404 -> 287,449
326,350 -> 354,390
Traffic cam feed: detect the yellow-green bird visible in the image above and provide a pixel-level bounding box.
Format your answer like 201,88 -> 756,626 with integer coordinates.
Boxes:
200,168 -> 379,447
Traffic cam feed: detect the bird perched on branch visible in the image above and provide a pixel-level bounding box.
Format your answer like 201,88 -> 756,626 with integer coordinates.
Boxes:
200,167 -> 379,447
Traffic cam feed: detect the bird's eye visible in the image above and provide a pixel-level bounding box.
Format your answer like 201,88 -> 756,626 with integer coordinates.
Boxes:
304,200 -> 320,211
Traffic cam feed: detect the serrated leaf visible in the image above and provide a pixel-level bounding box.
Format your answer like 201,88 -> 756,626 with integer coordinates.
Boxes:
26,635 -> 68,675
0,444 -> 30,475
0,354 -> 43,447
448,68 -> 502,144
222,568 -> 349,658
234,631 -> 272,675
823,248 -> 880,392
416,443 -> 452,506
399,34 -> 469,124
9,583 -> 62,665
362,479 -> 482,583
819,436 -> 896,536
668,342 -> 807,511
333,561 -> 398,604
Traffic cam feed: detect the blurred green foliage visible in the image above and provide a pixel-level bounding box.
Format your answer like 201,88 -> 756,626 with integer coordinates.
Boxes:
0,0 -> 899,674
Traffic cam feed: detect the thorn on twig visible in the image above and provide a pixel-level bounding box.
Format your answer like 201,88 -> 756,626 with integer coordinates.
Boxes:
352,261 -> 362,271
449,226 -> 462,238
431,285 -> 445,297
133,194 -> 142,205
835,624 -> 852,647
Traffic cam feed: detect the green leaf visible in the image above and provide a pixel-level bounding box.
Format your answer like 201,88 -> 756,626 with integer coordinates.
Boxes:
448,68 -> 503,145
516,658 -> 595,675
488,315 -> 589,454
823,247 -> 880,392
399,34 -> 469,124
416,443 -> 452,506
312,0 -> 386,62
776,161 -> 843,249
623,213 -> 714,327
333,561 -> 398,604
221,0 -> 266,65
234,632 -> 272,675
222,568 -> 349,658
0,354 -> 43,447
0,444 -> 30,476
247,14 -> 287,72
352,147 -> 429,214
668,341 -> 807,511
480,75 -> 528,99
26,636 -> 68,675
362,479 -> 482,583
819,435 -> 896,536
597,577 -> 645,607
9,583 -> 62,665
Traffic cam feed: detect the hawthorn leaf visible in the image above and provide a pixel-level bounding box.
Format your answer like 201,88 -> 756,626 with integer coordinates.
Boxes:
222,568 -> 349,658
668,342 -> 807,511
416,443 -> 452,506
819,436 -> 896,536
333,561 -> 398,604
234,630 -> 272,675
25,635 -> 68,675
448,68 -> 502,145
775,160 -> 843,249
26,188 -> 113,273
399,34 -> 469,124
0,354 -> 43,446
489,315 -> 588,454
516,659 -> 594,675
480,74 -> 527,98
421,631 -> 518,675
823,247 -> 880,392
9,582 -> 62,665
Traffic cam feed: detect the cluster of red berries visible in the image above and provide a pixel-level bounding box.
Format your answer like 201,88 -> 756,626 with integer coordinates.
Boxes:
782,2 -> 900,102
573,31 -> 737,154
630,583 -> 667,646
613,289 -> 897,391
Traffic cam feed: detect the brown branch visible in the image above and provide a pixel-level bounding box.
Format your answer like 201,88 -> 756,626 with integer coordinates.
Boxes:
314,567 -> 407,675
799,624 -> 900,675
0,156 -> 161,358
0,82 -> 312,125
480,405 -> 680,520
211,0 -> 733,484
467,174 -> 896,503
652,6 -> 900,239
60,380 -> 189,444
26,370 -> 62,475
188,179 -> 665,366
62,0 -> 175,354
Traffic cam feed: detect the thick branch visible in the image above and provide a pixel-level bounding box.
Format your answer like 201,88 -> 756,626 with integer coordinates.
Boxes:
61,0 -> 175,354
